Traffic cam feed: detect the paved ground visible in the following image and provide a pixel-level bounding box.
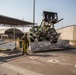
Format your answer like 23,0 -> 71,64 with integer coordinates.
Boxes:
0,49 -> 76,75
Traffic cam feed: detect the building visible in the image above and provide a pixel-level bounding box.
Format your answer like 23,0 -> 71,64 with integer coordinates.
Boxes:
57,25 -> 76,45
0,28 -> 24,39
0,15 -> 34,39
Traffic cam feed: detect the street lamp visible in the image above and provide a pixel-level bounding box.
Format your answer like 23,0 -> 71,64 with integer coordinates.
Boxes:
33,0 -> 35,26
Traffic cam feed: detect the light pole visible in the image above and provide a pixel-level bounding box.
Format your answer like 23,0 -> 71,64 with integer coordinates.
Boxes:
14,26 -> 15,40
22,18 -> 24,32
33,0 -> 35,26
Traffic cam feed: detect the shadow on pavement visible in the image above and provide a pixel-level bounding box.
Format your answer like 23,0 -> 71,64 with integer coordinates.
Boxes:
33,47 -> 76,54
0,49 -> 58,64
0,48 -> 76,65
0,50 -> 22,64
29,53 -> 57,57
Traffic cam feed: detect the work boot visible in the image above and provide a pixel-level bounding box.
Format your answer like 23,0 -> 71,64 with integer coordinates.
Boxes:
21,51 -> 24,56
25,52 -> 29,55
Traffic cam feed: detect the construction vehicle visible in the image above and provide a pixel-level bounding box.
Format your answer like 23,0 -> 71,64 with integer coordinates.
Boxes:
29,11 -> 70,52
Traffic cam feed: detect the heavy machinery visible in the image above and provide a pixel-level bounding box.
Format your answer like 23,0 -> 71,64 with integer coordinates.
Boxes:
29,11 -> 69,52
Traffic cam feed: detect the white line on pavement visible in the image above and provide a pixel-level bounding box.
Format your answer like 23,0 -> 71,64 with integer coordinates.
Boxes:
0,53 -> 8,56
47,59 -> 59,63
75,64 -> 76,68
28,56 -> 38,59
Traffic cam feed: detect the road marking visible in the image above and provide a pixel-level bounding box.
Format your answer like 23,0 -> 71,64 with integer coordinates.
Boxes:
0,63 -> 43,75
0,61 -> 3,64
47,59 -> 59,63
29,56 -> 38,59
75,64 -> 76,68
0,53 -> 4,56
0,48 -> 6,50
0,53 -> 8,56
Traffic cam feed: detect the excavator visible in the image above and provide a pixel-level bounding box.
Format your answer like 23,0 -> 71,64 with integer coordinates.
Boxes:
29,11 -> 69,52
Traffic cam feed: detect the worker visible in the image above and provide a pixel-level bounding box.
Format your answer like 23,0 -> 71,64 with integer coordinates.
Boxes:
21,33 -> 29,56
17,37 -> 20,50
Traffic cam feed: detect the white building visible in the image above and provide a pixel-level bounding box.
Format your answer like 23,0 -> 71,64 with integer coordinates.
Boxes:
57,25 -> 76,45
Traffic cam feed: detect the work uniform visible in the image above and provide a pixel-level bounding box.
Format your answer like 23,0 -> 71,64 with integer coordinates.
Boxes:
21,34 -> 29,55
17,37 -> 20,50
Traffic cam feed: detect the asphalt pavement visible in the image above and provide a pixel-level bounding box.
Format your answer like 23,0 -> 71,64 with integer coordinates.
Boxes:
0,49 -> 76,75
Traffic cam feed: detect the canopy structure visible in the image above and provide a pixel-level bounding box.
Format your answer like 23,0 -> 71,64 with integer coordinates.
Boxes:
0,15 -> 33,27
0,15 -> 34,40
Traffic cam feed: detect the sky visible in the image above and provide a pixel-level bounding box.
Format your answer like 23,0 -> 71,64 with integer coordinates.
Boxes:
0,0 -> 76,31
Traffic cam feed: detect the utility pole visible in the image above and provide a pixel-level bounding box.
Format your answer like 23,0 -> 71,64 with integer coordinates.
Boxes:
22,18 -> 24,32
14,26 -> 15,40
33,0 -> 35,26
14,25 -> 16,49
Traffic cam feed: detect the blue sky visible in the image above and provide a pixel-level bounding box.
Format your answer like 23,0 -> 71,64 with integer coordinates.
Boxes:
0,0 -> 76,31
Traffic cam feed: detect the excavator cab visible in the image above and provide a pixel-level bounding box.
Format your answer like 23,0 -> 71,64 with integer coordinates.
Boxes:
43,11 -> 58,23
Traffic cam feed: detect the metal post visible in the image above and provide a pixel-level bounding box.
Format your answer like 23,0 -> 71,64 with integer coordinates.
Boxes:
22,18 -> 24,32
14,26 -> 15,40
23,26 -> 24,33
33,0 -> 35,26
14,26 -> 16,49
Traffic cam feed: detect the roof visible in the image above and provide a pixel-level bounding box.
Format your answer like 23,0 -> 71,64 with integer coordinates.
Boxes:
0,28 -> 23,34
5,28 -> 23,34
56,25 -> 76,31
0,29 -> 7,34
0,15 -> 34,27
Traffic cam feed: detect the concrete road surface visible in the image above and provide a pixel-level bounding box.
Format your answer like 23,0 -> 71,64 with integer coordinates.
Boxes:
0,49 -> 76,75
0,63 -> 43,75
